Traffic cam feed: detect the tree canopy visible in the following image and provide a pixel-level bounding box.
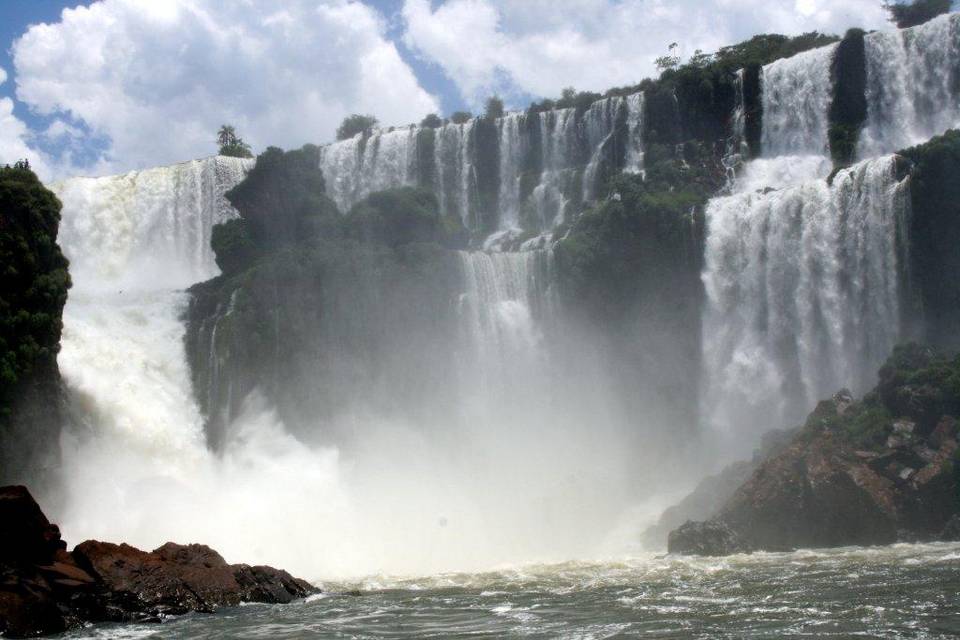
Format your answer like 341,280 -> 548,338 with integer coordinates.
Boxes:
484,96 -> 505,120
217,124 -> 254,158
884,0 -> 952,28
0,163 -> 71,415
336,114 -> 378,141
449,111 -> 472,125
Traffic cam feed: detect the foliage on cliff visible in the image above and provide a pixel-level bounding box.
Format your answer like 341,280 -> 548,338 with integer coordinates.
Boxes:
344,186 -> 468,249
554,144 -> 719,320
223,145 -> 338,254
885,0 -> 952,28
0,164 -> 71,483
899,130 -> 960,350
217,124 -> 254,158
336,114 -> 378,141
799,344 -> 960,449
0,165 -> 70,409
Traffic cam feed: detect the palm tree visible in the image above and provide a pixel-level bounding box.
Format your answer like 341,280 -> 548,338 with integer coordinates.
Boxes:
217,125 -> 237,147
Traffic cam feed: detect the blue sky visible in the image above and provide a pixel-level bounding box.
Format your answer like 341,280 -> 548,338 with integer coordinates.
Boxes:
0,0 -> 898,179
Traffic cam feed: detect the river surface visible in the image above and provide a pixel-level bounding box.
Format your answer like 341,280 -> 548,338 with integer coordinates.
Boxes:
60,542 -> 960,639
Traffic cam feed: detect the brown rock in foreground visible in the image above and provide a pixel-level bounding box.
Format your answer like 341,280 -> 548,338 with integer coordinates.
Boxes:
0,485 -> 317,638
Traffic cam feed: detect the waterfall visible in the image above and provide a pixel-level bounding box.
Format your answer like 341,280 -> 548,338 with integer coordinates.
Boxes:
435,120 -> 476,227
52,156 -> 251,460
457,250 -> 553,402
859,12 -> 960,157
317,93 -> 644,240
581,96 -> 624,203
530,107 -> 579,230
722,70 -> 748,186
624,92 -> 646,175
701,155 -> 910,445
760,44 -> 837,157
55,156 -> 250,290
318,127 -> 420,214
497,113 -> 527,229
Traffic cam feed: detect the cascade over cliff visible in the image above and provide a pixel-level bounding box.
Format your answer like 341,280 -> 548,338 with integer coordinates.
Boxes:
10,11 -> 959,576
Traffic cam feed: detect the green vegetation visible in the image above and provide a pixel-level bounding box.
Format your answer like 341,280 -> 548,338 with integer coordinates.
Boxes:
0,163 -> 71,398
0,162 -> 71,481
210,219 -> 258,275
799,344 -> 960,449
336,114 -> 378,141
554,143 -> 719,319
449,111 -> 472,125
344,186 -> 468,250
829,29 -> 868,167
899,130 -> 960,350
885,0 -> 952,28
484,96 -> 505,120
420,113 -> 443,129
212,143 -> 471,277
224,144 -> 338,250
217,124 -> 254,158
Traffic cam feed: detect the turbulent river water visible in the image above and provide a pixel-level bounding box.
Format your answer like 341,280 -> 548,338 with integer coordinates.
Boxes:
59,543 -> 960,639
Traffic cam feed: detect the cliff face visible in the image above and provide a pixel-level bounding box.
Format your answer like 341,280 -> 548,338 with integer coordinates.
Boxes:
900,130 -> 960,350
187,240 -> 463,449
0,165 -> 71,486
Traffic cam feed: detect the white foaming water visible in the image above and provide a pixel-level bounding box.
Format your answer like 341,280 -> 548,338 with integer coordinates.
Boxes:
859,12 -> 960,157
581,95 -> 624,202
701,155 -> 909,449
497,113 -> 526,229
760,44 -> 837,157
47,155 -> 643,579
435,119 -> 476,227
318,93 -> 644,238
624,92 -> 646,175
531,107 -> 578,230
318,127 -> 420,214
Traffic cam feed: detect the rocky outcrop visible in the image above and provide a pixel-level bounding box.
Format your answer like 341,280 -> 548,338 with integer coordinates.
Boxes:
641,428 -> 798,549
942,515 -> 960,541
667,345 -> 960,556
0,486 -> 316,638
667,520 -> 748,556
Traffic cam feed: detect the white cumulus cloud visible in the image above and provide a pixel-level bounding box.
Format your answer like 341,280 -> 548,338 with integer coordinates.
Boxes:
402,0 -> 893,107
0,65 -> 54,177
12,0 -> 440,176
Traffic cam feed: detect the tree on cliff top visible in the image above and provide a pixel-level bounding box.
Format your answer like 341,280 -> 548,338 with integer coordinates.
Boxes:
484,95 -> 505,120
0,163 -> 71,413
336,114 -> 378,141
884,0 -> 952,28
217,124 -> 253,158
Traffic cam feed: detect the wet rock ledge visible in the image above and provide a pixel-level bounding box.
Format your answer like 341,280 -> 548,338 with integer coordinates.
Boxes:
0,485 -> 316,638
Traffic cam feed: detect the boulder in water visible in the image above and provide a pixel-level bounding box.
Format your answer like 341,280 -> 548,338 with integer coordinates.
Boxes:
667,520 -> 749,556
941,515 -> 960,541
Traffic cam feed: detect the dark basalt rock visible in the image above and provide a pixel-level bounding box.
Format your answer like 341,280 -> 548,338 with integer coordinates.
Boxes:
941,515 -> 960,541
667,520 -> 749,556
0,485 -> 317,638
